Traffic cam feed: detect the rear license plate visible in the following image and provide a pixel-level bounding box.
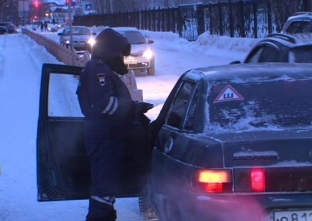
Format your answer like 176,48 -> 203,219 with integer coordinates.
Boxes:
274,210 -> 312,221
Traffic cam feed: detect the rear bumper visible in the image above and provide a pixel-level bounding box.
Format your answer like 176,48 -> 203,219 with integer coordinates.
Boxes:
188,192 -> 312,221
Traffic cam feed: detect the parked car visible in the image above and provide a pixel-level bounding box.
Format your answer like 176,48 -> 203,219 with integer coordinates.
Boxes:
242,33 -> 312,63
37,62 -> 312,221
0,22 -> 18,34
58,26 -> 96,51
112,27 -> 155,75
0,25 -> 8,34
47,23 -> 64,32
281,12 -> 312,34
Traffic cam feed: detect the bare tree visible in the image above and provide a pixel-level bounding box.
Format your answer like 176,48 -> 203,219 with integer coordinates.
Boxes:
0,0 -> 9,20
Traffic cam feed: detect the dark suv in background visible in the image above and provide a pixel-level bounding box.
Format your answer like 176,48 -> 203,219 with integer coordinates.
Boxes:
0,22 -> 18,34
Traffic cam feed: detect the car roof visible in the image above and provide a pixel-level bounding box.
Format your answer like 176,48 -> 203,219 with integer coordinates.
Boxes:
0,22 -> 13,25
255,33 -> 312,47
64,25 -> 89,29
185,63 -> 312,82
111,27 -> 139,32
286,12 -> 312,21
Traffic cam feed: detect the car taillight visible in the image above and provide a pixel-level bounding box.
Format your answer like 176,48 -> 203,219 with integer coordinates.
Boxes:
194,169 -> 232,193
251,168 -> 265,192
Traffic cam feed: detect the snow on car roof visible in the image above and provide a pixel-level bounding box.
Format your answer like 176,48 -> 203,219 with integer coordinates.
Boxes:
111,27 -> 139,31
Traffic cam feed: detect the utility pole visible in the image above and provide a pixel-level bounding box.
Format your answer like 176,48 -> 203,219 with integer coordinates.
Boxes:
67,0 -> 75,65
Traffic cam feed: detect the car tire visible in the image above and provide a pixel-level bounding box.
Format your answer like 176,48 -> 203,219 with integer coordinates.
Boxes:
138,185 -> 158,221
147,66 -> 155,76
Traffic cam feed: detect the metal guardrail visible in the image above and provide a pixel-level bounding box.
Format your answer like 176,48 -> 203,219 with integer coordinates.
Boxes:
22,28 -> 90,67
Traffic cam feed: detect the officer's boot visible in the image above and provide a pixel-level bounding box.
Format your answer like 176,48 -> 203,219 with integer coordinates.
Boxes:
86,196 -> 117,221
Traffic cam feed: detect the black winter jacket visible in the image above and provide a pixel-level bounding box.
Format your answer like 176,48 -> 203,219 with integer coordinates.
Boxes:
76,28 -> 135,141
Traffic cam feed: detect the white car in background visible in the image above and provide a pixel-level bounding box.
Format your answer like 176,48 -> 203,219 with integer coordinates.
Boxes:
58,26 -> 96,52
112,27 -> 155,75
281,12 -> 312,34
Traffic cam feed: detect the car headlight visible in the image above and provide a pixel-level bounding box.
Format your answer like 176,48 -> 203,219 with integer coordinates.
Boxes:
65,39 -> 70,44
142,49 -> 153,59
87,38 -> 96,47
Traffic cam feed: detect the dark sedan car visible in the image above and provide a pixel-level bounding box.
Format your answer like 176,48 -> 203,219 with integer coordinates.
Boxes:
37,63 -> 312,221
0,22 -> 18,33
0,25 -> 8,34
243,33 -> 312,63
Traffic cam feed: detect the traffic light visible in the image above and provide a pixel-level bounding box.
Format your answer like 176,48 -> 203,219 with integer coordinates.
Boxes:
66,0 -> 76,7
34,1 -> 40,8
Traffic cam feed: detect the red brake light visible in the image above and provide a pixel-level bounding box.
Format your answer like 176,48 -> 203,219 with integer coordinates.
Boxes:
195,169 -> 232,193
251,168 -> 265,192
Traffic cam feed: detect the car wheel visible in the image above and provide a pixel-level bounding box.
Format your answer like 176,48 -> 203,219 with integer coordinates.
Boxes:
138,184 -> 158,220
147,66 -> 155,76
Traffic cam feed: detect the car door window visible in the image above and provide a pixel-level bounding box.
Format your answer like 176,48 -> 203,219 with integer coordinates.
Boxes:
258,46 -> 280,62
183,88 -> 198,131
245,45 -> 280,63
48,73 -> 83,117
166,81 -> 196,129
302,21 -> 312,33
245,47 -> 264,63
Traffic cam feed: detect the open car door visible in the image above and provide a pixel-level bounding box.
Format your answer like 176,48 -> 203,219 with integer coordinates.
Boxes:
37,63 -> 149,201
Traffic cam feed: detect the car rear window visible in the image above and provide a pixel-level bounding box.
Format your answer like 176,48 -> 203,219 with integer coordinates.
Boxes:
207,78 -> 312,131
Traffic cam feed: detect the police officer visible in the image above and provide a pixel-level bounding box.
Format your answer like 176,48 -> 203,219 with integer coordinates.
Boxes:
76,28 -> 153,221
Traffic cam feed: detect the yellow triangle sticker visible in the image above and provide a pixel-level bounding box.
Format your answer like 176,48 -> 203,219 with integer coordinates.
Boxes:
213,85 -> 244,103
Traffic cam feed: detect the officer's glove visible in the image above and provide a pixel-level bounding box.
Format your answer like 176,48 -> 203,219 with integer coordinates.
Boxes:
134,102 -> 154,115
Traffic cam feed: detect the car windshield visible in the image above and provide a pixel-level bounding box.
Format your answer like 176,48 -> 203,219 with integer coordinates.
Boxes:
119,31 -> 146,44
207,78 -> 312,131
290,45 -> 312,62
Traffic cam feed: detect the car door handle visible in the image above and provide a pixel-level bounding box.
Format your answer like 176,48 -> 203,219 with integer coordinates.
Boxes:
164,137 -> 174,154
